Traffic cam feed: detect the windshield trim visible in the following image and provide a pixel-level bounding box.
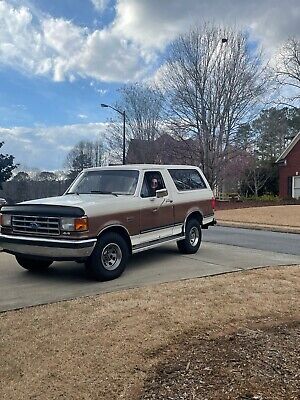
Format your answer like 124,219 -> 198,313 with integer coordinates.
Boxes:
64,169 -> 140,197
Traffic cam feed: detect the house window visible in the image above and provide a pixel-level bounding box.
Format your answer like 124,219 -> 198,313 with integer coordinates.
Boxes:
168,169 -> 207,191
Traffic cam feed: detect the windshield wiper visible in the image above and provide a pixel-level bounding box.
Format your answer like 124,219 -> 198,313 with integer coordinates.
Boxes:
65,191 -> 119,196
90,191 -> 118,197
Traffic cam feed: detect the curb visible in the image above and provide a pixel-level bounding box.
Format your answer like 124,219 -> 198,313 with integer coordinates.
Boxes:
217,221 -> 300,235
1,264 -> 299,314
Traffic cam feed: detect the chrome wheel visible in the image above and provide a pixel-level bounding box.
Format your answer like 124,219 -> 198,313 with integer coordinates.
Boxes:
189,226 -> 200,246
101,243 -> 122,271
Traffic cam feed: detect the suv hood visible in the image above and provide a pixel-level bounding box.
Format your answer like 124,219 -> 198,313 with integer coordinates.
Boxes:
19,194 -> 123,210
20,193 -> 140,217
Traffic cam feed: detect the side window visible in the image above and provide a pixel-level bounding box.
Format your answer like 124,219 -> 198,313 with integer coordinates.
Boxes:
141,171 -> 166,198
168,169 -> 206,191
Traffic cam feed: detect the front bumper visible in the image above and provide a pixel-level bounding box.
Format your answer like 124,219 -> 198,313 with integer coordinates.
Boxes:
0,234 -> 97,261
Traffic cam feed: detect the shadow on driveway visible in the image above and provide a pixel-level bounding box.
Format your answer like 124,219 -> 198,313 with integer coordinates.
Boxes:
15,245 -> 181,284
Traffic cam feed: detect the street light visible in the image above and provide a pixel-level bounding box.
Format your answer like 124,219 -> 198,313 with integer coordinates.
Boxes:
101,103 -> 126,165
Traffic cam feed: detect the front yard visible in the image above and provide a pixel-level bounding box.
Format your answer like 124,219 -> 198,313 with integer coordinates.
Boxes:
0,266 -> 299,400
215,205 -> 300,230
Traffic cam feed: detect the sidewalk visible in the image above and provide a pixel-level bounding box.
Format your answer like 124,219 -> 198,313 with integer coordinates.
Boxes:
217,220 -> 300,234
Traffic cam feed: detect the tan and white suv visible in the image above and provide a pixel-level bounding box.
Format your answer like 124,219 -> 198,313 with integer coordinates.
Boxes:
0,165 -> 216,281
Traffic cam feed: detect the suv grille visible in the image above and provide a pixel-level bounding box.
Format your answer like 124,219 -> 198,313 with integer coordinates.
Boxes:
12,215 -> 61,236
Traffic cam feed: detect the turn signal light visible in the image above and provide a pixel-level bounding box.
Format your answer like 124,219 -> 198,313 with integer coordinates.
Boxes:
61,216 -> 89,232
74,217 -> 89,232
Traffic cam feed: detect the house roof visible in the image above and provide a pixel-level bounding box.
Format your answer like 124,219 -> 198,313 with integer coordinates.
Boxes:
276,131 -> 300,163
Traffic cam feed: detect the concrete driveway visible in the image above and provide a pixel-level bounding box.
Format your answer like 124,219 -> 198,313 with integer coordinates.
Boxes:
1,227 -> 299,312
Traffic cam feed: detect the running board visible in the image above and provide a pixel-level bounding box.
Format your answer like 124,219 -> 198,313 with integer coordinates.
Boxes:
132,233 -> 185,254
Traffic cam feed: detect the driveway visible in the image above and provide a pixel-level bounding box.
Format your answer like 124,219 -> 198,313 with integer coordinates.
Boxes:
0,227 -> 299,312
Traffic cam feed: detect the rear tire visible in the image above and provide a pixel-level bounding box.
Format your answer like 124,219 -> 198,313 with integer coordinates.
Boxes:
85,232 -> 129,281
16,256 -> 53,271
177,218 -> 202,254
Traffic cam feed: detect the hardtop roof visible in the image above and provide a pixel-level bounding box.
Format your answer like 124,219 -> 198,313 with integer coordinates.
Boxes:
84,164 -> 201,172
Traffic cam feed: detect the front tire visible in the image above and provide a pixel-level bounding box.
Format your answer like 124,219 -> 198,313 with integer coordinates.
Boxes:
16,256 -> 53,271
85,232 -> 129,281
177,218 -> 202,254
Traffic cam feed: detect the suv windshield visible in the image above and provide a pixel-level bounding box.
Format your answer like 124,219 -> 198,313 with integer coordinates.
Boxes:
66,170 -> 139,195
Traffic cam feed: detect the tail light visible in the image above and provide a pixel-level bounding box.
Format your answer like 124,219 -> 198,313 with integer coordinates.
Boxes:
212,197 -> 216,211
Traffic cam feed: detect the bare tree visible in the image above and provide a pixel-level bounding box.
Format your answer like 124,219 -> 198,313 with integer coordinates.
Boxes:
105,83 -> 165,163
35,171 -> 57,182
162,24 -> 268,188
12,171 -> 31,182
241,158 -> 271,197
275,38 -> 300,106
219,147 -> 254,193
65,139 -> 105,179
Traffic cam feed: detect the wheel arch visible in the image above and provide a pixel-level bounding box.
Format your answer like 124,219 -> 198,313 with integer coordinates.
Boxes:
97,225 -> 132,254
184,210 -> 203,233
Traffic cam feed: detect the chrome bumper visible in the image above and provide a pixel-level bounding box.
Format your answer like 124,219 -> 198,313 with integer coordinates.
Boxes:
0,234 -> 97,260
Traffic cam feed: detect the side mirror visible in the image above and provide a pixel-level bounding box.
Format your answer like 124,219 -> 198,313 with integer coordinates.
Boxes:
156,188 -> 168,198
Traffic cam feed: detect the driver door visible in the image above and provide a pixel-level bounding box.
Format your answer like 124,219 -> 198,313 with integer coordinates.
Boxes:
139,171 -> 174,244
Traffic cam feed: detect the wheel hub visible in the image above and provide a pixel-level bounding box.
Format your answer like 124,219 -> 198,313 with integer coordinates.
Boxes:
189,226 -> 200,246
101,243 -> 122,271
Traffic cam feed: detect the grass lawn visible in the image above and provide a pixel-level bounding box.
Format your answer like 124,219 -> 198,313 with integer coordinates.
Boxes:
215,205 -> 300,228
0,266 -> 299,400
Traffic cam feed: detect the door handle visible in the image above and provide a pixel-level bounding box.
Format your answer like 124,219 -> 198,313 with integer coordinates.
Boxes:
166,199 -> 173,203
152,208 -> 158,213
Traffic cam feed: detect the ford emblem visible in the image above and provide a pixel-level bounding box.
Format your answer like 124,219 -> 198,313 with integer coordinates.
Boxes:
30,222 -> 40,229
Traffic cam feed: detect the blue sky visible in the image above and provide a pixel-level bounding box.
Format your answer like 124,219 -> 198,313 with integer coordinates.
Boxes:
0,0 -> 299,170
0,67 -> 117,127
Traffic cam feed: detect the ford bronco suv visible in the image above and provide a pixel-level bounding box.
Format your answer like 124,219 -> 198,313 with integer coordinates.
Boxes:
0,165 -> 216,281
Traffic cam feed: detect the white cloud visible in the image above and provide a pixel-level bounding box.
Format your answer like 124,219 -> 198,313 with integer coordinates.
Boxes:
0,123 -> 108,170
96,89 -> 107,95
113,0 -> 300,54
91,0 -> 110,12
0,0 -> 299,84
0,1 -> 151,82
77,29 -> 148,82
0,2 -> 49,74
78,114 -> 88,119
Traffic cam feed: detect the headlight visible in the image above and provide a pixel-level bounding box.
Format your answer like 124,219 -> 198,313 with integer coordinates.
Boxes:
61,216 -> 88,232
0,214 -> 12,227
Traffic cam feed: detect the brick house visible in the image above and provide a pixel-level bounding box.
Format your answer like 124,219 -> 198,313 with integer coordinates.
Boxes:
126,134 -> 198,165
276,132 -> 300,199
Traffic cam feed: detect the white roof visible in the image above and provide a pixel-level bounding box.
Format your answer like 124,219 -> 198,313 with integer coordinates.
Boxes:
276,132 -> 300,163
85,164 -> 200,171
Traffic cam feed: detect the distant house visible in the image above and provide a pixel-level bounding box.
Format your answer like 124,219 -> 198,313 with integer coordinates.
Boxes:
276,132 -> 300,199
126,134 -> 198,165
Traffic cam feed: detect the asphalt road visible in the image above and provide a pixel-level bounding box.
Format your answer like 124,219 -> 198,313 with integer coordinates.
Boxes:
0,227 -> 299,312
205,226 -> 300,255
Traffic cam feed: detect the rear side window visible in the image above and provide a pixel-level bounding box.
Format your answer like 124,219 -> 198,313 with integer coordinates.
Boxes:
168,169 -> 207,191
